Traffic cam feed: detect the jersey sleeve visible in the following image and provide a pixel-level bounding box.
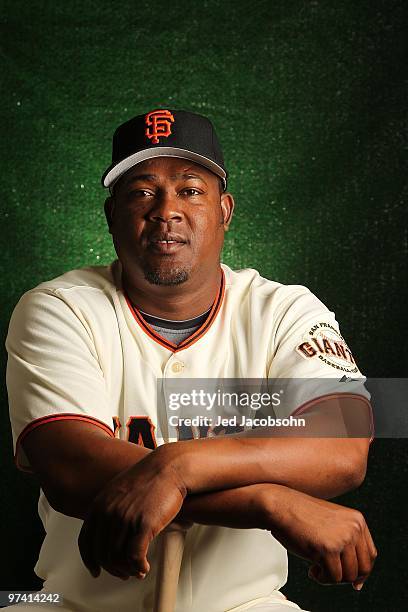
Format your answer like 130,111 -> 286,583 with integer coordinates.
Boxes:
6,288 -> 115,471
267,287 -> 372,432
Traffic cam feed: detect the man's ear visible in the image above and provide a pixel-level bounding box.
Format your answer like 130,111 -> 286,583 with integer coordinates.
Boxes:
220,192 -> 235,230
104,197 -> 115,234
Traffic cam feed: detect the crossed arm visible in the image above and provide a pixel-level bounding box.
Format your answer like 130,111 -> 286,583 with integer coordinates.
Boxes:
22,395 -> 376,590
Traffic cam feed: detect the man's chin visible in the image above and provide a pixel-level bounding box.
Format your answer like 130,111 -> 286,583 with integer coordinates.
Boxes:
143,265 -> 190,286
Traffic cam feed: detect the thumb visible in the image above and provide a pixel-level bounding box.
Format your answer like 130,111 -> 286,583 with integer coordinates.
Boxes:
128,532 -> 151,578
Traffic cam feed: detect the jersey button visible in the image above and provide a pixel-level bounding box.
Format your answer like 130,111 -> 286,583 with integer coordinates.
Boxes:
171,361 -> 185,374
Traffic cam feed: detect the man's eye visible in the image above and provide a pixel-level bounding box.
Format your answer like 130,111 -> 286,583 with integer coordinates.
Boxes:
129,189 -> 153,198
182,188 -> 202,196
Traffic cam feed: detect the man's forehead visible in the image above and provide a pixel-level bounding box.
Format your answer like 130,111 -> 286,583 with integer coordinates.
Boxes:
117,158 -> 218,189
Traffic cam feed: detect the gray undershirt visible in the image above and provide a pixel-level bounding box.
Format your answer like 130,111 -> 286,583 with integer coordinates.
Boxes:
139,307 -> 212,345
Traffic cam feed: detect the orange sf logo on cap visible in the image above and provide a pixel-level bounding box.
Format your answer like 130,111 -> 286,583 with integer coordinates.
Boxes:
145,109 -> 175,144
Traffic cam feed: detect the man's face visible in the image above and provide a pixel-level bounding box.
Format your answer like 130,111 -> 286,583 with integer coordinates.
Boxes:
105,157 -> 234,287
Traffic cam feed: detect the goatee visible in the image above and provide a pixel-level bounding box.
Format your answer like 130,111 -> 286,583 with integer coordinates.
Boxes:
143,265 -> 190,286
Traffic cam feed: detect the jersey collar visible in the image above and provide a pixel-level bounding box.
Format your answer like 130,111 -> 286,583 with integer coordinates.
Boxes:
124,268 -> 225,353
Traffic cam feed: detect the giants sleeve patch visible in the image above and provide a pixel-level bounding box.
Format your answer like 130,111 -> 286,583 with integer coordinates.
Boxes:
296,322 -> 360,374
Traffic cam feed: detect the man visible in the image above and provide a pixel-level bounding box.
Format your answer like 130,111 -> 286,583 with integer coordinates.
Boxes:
6,109 -> 376,612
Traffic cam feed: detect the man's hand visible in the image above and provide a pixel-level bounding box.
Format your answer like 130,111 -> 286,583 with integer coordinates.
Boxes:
78,452 -> 187,580
25,420 -> 374,585
78,457 -> 377,591
258,484 -> 377,590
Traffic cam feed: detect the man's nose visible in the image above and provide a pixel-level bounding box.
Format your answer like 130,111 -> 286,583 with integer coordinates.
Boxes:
147,191 -> 183,223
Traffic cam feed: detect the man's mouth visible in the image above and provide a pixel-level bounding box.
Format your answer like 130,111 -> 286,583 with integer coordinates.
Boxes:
155,240 -> 180,244
147,234 -> 187,254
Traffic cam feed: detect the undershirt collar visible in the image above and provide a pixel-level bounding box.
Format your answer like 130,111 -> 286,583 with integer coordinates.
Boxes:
139,306 -> 212,331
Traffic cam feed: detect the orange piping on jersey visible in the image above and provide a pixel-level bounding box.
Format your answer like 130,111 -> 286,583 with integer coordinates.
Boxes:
125,301 -> 178,351
125,268 -> 225,353
14,414 -> 115,472
291,392 -> 375,443
176,269 -> 225,351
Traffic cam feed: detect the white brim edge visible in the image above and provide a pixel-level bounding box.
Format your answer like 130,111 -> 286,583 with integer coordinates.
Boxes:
102,147 -> 227,190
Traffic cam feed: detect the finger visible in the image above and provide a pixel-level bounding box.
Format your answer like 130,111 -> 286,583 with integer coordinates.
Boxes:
353,526 -> 377,590
92,506 -> 113,576
311,552 -> 343,584
125,524 -> 152,577
78,511 -> 101,578
98,505 -> 131,580
363,522 -> 378,562
340,544 -> 359,583
93,498 -> 130,579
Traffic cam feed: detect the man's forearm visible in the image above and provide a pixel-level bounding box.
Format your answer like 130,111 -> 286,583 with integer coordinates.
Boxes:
48,434 -> 363,519
36,428 -> 306,533
27,397 -> 369,522
27,429 -> 152,520
29,426 -> 274,526
179,482 -> 377,593
157,436 -> 366,499
155,397 -> 370,499
179,484 -> 271,529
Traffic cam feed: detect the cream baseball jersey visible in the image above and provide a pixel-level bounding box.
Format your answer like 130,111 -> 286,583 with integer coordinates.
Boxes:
6,261 -> 369,612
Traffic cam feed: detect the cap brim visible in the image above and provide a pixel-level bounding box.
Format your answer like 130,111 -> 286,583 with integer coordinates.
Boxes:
102,147 -> 227,190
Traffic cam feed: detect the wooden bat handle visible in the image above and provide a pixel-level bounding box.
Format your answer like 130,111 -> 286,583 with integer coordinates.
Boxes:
153,526 -> 187,612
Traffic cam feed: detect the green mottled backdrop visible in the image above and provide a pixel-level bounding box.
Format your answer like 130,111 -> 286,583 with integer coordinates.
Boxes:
1,1 -> 407,610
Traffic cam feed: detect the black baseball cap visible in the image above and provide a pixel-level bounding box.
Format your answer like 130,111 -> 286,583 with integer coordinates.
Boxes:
102,109 -> 227,191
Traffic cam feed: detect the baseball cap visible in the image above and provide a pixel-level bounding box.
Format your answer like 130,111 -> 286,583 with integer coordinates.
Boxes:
102,109 -> 227,191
